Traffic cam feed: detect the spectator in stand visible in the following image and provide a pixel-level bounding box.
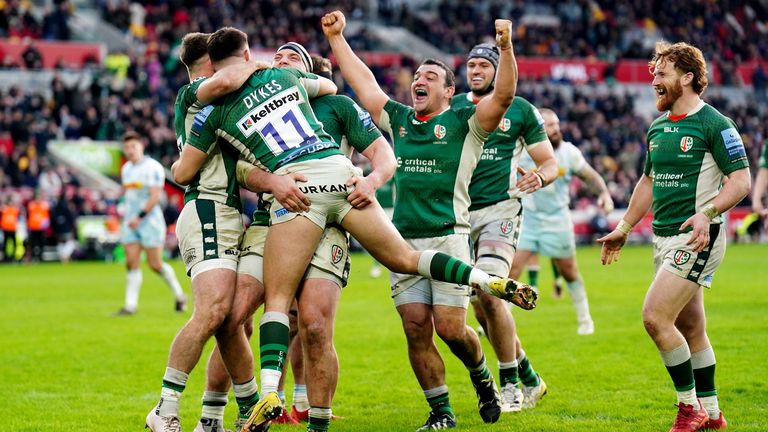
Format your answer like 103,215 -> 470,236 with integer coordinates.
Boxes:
26,189 -> 50,262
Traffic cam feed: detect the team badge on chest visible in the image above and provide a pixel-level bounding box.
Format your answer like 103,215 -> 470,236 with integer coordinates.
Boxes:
498,118 -> 511,131
434,124 -> 446,139
680,136 -> 693,152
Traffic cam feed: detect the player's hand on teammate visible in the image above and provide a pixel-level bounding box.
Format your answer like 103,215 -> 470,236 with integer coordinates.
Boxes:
680,212 -> 711,253
271,172 -> 311,213
345,175 -> 375,209
495,19 -> 513,50
516,166 -> 543,194
252,59 -> 271,72
596,230 -> 627,265
321,11 -> 346,37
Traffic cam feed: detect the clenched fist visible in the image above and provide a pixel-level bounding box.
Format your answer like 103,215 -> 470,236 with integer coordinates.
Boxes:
495,19 -> 513,50
321,11 -> 346,37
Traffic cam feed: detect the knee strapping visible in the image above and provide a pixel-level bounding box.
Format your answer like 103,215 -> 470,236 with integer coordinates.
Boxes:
476,244 -> 514,277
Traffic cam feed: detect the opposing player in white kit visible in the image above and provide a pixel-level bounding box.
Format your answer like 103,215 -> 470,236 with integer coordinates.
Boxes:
117,131 -> 186,316
512,108 -> 613,335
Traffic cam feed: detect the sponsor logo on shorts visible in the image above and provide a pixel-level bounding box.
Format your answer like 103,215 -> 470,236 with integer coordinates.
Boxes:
224,249 -> 238,256
299,184 -> 349,194
275,208 -> 290,217
331,244 -> 344,264
679,136 -> 693,152
673,250 -> 691,265
500,220 -> 514,235
183,248 -> 197,265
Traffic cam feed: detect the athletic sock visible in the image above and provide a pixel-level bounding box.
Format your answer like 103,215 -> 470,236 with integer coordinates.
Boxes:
424,385 -> 453,416
417,250 -> 487,287
307,407 -> 332,431
467,356 -> 492,383
692,346 -> 720,419
160,262 -> 185,299
293,383 -> 310,411
234,378 -> 260,419
498,359 -> 520,387
125,269 -> 142,311
277,389 -> 286,405
566,278 -> 592,322
517,350 -> 540,387
660,343 -> 697,406
158,367 -> 188,417
527,265 -> 539,287
259,312 -> 290,396
201,390 -> 228,422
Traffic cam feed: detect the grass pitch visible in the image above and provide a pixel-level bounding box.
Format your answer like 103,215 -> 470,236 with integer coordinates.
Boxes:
1,244 -> 766,431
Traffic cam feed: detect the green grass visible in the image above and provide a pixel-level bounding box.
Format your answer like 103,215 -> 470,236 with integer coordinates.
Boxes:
1,244 -> 767,431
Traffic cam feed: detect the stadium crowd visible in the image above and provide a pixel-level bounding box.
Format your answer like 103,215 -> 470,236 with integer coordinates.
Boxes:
1,0 -> 767,261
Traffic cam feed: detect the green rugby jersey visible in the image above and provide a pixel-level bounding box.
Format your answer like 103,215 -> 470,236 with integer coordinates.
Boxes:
174,78 -> 242,211
760,139 -> 768,169
378,99 -> 489,238
452,94 -> 547,211
187,68 -> 342,173
644,102 -> 749,236
249,93 -> 383,227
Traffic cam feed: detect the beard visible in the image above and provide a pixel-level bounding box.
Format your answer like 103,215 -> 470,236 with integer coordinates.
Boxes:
656,80 -> 683,112
471,81 -> 494,97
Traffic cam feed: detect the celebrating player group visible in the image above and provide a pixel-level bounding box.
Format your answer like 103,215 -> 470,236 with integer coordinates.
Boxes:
141,9 -> 749,432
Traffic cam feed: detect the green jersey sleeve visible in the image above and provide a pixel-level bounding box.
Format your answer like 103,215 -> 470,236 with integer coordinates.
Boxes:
455,105 -> 489,143
521,103 -> 548,147
380,99 -> 410,136
707,115 -> 749,175
337,95 -> 382,153
174,78 -> 206,150
187,105 -> 219,154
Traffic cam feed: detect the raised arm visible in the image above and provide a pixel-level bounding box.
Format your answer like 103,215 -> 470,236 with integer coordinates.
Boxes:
475,19 -> 518,132
196,59 -> 268,104
322,11 -> 389,123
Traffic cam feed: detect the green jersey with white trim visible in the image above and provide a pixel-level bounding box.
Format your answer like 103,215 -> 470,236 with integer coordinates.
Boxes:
249,94 -> 383,226
452,94 -> 548,211
759,139 -> 768,169
174,78 -> 242,211
186,68 -> 343,173
644,102 -> 749,236
378,99 -> 488,238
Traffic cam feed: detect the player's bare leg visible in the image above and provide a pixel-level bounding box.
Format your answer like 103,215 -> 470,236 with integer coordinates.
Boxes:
552,256 -> 593,335
145,246 -> 186,312
297,278 -> 341,430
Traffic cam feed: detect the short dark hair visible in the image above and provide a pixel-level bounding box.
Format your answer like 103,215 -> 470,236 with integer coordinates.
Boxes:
179,32 -> 210,68
207,27 -> 248,63
122,131 -> 142,143
421,58 -> 455,88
